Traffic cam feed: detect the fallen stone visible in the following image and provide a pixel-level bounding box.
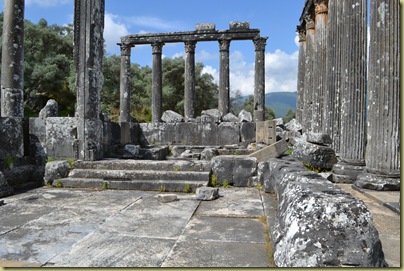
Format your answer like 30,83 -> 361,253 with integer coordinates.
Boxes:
285,118 -> 303,132
222,112 -> 239,122
211,156 -> 257,187
0,171 -> 14,198
201,109 -> 221,123
180,150 -> 200,160
355,173 -> 401,191
195,187 -> 219,201
200,148 -> 219,161
248,139 -> 289,163
158,194 -> 178,203
38,99 -> 59,118
274,118 -> 284,126
292,140 -> 337,170
161,110 -> 184,123
306,132 -> 332,146
123,145 -> 140,158
238,109 -> 252,122
44,160 -> 71,185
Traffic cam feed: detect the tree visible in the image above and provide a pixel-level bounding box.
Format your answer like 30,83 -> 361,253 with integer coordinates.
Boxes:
283,109 -> 296,123
242,95 -> 275,120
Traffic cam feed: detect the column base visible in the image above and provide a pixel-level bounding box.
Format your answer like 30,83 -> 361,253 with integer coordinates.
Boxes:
332,162 -> 365,184
355,172 -> 401,191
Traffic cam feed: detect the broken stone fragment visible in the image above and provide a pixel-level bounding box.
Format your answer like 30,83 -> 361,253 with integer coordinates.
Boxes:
123,145 -> 140,158
305,132 -> 332,146
285,118 -> 303,132
161,110 -> 184,123
196,187 -> 219,201
238,109 -> 252,122
38,99 -> 59,118
158,194 -> 178,203
222,112 -> 239,122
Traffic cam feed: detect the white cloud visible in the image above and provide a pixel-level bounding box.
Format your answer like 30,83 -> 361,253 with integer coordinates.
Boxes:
25,0 -> 70,7
124,16 -> 185,31
202,66 -> 219,83
172,52 -> 185,59
104,13 -> 129,54
294,34 -> 300,47
196,50 -> 218,62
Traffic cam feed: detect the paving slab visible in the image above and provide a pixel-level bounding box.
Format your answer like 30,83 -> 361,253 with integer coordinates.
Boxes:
162,239 -> 269,267
48,232 -> 176,267
195,187 -> 264,218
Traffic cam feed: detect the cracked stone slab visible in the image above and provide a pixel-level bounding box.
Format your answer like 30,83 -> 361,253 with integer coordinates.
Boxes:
195,188 -> 264,218
162,239 -> 269,267
180,216 -> 267,243
49,232 -> 176,267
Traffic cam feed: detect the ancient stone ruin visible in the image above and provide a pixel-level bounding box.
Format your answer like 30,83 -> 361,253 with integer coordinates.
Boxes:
0,0 -> 399,268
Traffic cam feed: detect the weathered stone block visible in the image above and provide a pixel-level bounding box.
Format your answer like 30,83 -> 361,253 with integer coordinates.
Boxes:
29,118 -> 47,160
0,117 -> 24,159
222,113 -> 239,122
200,148 -> 219,161
139,123 -> 160,145
38,99 -> 58,118
158,194 -> 178,203
306,132 -> 332,146
218,122 -> 240,145
199,122 -> 218,145
196,187 -> 219,201
0,171 -> 13,198
248,140 -> 288,163
211,155 -> 257,186
46,117 -> 78,159
355,173 -> 401,191
196,23 -> 216,31
161,110 -> 184,123
201,109 -> 221,123
160,123 -> 176,144
285,118 -> 303,132
292,140 -> 337,170
123,145 -> 140,159
240,122 -> 256,143
44,160 -> 71,185
230,21 -> 250,29
238,109 -> 252,122
256,120 -> 277,145
119,122 -> 139,145
176,123 -> 199,145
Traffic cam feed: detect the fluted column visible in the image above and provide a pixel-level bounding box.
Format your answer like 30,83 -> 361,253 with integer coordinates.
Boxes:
151,41 -> 164,123
253,37 -> 267,121
119,43 -> 133,123
356,0 -> 400,190
332,0 -> 367,183
218,39 -> 231,116
1,0 -> 24,118
296,25 -> 306,125
302,12 -> 315,133
184,41 -> 196,120
324,0 -> 342,154
75,0 -> 105,161
311,0 -> 328,133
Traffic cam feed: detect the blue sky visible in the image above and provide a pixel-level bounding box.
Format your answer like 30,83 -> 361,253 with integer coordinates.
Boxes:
0,0 -> 306,96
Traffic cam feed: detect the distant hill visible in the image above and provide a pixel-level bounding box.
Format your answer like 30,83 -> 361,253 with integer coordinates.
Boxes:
265,92 -> 297,118
234,91 -> 297,118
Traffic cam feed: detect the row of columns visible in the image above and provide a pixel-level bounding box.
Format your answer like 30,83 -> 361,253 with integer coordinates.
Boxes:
119,37 -> 268,123
296,0 -> 400,185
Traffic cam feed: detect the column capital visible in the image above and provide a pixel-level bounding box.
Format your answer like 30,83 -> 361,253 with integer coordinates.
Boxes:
305,14 -> 315,30
151,41 -> 164,54
119,43 -> 133,56
253,37 -> 268,52
218,39 -> 231,52
315,0 -> 328,15
296,25 -> 307,42
184,41 -> 197,54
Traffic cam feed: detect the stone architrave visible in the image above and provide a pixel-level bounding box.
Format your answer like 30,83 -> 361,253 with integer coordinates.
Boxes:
218,39 -> 231,116
184,41 -> 197,120
119,43 -> 133,123
311,0 -> 328,133
302,12 -> 315,133
74,0 -> 105,161
151,41 -> 164,123
1,0 -> 24,118
324,0 -> 342,154
332,0 -> 367,183
295,25 -> 306,124
356,0 -> 400,190
253,37 -> 267,122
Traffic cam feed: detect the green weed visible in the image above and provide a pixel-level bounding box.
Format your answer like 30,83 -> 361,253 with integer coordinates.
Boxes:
159,184 -> 166,192
222,179 -> 231,188
55,180 -> 63,188
102,182 -> 108,190
183,184 -> 192,193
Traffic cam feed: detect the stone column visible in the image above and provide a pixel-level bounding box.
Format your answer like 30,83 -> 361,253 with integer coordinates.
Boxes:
302,12 -> 315,133
253,37 -> 268,122
356,0 -> 400,190
184,41 -> 196,120
151,41 -> 164,123
324,0 -> 342,154
311,0 -> 328,133
295,25 -> 306,125
74,0 -> 105,161
1,0 -> 24,118
218,39 -> 231,116
119,43 -> 133,123
332,0 -> 367,183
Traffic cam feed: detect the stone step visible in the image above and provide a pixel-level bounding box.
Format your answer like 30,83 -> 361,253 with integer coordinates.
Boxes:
74,159 -> 211,172
68,169 -> 210,182
58,178 -> 208,192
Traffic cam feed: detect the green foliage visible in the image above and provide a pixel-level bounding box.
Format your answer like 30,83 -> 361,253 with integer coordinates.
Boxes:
286,148 -> 293,155
183,184 -> 192,193
222,179 -> 231,188
283,109 -> 296,123
304,163 -> 328,173
66,158 -> 75,168
46,156 -> 55,163
5,156 -> 13,168
209,174 -> 219,188
102,182 -> 108,190
159,184 -> 166,192
256,182 -> 263,191
55,180 -> 63,188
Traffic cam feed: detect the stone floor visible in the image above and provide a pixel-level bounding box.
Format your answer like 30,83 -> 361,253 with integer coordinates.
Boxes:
0,185 -> 400,267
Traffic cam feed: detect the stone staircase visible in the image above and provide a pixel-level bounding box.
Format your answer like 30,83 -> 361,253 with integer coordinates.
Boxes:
58,159 -> 211,193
